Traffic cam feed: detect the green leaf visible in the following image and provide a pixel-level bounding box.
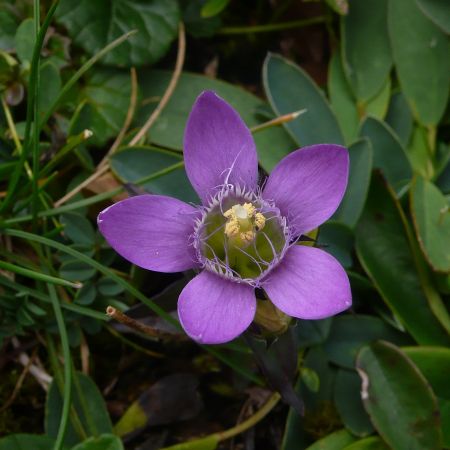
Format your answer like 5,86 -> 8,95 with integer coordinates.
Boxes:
388,0 -> 450,125
406,126 -> 434,178
46,371 -> 113,447
136,69 -> 297,172
333,138 -> 372,228
76,68 -> 131,146
416,0 -> 450,34
355,172 -> 450,345
56,0 -> 180,67
385,92 -> 413,148
97,277 -> 125,297
39,61 -> 62,119
356,341 -> 442,450
14,18 -> 35,64
341,0 -> 392,101
296,318 -> 332,348
70,434 -> 123,450
323,314 -> 410,369
317,221 -> 354,268
0,9 -> 18,51
0,434 -> 58,450
60,213 -> 96,245
334,369 -> 374,436
60,261 -> 96,281
343,437 -> 389,450
263,53 -> 344,147
328,50 -> 359,146
363,77 -> 391,120
304,429 -> 357,450
411,177 -> 450,272
201,0 -> 230,18
360,117 -> 412,191
403,346 -> 450,399
110,146 -> 198,203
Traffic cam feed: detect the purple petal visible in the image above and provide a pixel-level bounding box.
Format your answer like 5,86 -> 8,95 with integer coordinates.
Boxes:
262,245 -> 351,319
178,271 -> 256,344
263,144 -> 349,235
184,91 -> 258,203
97,195 -> 198,272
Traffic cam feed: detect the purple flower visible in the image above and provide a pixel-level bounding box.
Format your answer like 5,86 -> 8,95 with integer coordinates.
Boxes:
98,91 -> 351,344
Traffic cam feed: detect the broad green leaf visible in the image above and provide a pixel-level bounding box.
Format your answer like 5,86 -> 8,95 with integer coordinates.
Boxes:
334,369 -> 374,437
328,50 -> 359,145
333,138 -> 373,228
356,341 -> 442,450
263,53 -> 344,146
201,0 -> 230,17
76,68 -> 131,146
343,437 -> 389,450
411,177 -> 450,272
317,221 -> 354,268
39,61 -> 61,119
110,146 -> 198,203
355,173 -> 450,345
60,260 -> 96,281
14,18 -> 35,64
323,315 -> 410,369
363,77 -> 391,120
0,10 -> 18,51
385,92 -> 413,148
71,434 -> 123,450
403,346 -> 450,399
341,0 -> 392,101
56,0 -> 180,66
136,69 -> 297,172
296,318 -> 332,348
416,0 -> 450,34
360,117 -> 412,191
46,371 -> 113,447
407,126 -> 434,178
97,277 -> 125,297
60,213 -> 96,246
0,434 -> 57,450
388,0 -> 450,125
75,282 -> 97,305
304,429 -> 357,450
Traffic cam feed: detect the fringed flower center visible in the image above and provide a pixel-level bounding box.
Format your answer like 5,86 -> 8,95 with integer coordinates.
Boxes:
193,186 -> 290,286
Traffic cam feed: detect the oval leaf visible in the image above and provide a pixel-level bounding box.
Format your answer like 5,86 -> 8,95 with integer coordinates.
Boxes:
416,0 -> 450,34
388,0 -> 450,125
360,117 -> 412,191
56,0 -> 180,66
263,53 -> 344,146
356,341 -> 442,450
355,172 -> 450,345
110,146 -> 198,203
341,0 -> 392,101
333,138 -> 373,228
410,177 -> 450,272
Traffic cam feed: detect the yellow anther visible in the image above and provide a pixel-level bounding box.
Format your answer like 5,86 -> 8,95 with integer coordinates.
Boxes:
224,219 -> 240,237
254,212 -> 266,231
240,230 -> 255,243
243,203 -> 256,216
223,202 -> 265,243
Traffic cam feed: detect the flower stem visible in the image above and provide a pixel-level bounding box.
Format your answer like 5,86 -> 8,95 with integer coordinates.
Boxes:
219,16 -> 326,34
161,392 -> 281,449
